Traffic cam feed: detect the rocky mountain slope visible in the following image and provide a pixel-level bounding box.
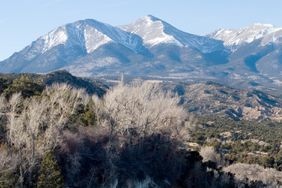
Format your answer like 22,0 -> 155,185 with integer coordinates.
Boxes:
209,23 -> 282,93
167,82 -> 282,121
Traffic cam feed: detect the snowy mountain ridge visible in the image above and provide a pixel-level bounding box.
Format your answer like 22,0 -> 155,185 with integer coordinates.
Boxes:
210,23 -> 282,48
37,15 -> 224,55
122,15 -> 224,53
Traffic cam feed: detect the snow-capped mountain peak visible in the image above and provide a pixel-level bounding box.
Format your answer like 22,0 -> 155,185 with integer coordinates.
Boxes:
210,23 -> 282,47
122,15 -> 182,47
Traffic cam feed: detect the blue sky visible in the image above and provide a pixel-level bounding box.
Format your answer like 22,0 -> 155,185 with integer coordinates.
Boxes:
1,0 -> 282,60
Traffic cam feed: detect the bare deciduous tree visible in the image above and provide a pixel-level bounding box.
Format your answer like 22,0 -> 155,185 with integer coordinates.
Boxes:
0,96 -> 7,112
199,146 -> 222,166
6,84 -> 90,186
224,163 -> 282,186
8,84 -> 90,156
103,82 -> 189,140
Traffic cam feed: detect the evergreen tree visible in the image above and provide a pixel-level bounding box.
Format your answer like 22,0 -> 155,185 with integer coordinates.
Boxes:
37,151 -> 64,188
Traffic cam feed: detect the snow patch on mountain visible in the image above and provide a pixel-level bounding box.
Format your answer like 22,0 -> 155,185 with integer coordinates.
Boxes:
41,26 -> 68,52
261,29 -> 282,45
84,25 -> 112,53
79,19 -> 144,53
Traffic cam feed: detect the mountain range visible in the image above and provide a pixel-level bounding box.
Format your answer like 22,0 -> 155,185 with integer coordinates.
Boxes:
1,15 -> 282,93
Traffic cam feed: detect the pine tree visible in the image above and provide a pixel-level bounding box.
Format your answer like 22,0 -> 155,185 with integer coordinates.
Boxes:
37,151 -> 64,188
